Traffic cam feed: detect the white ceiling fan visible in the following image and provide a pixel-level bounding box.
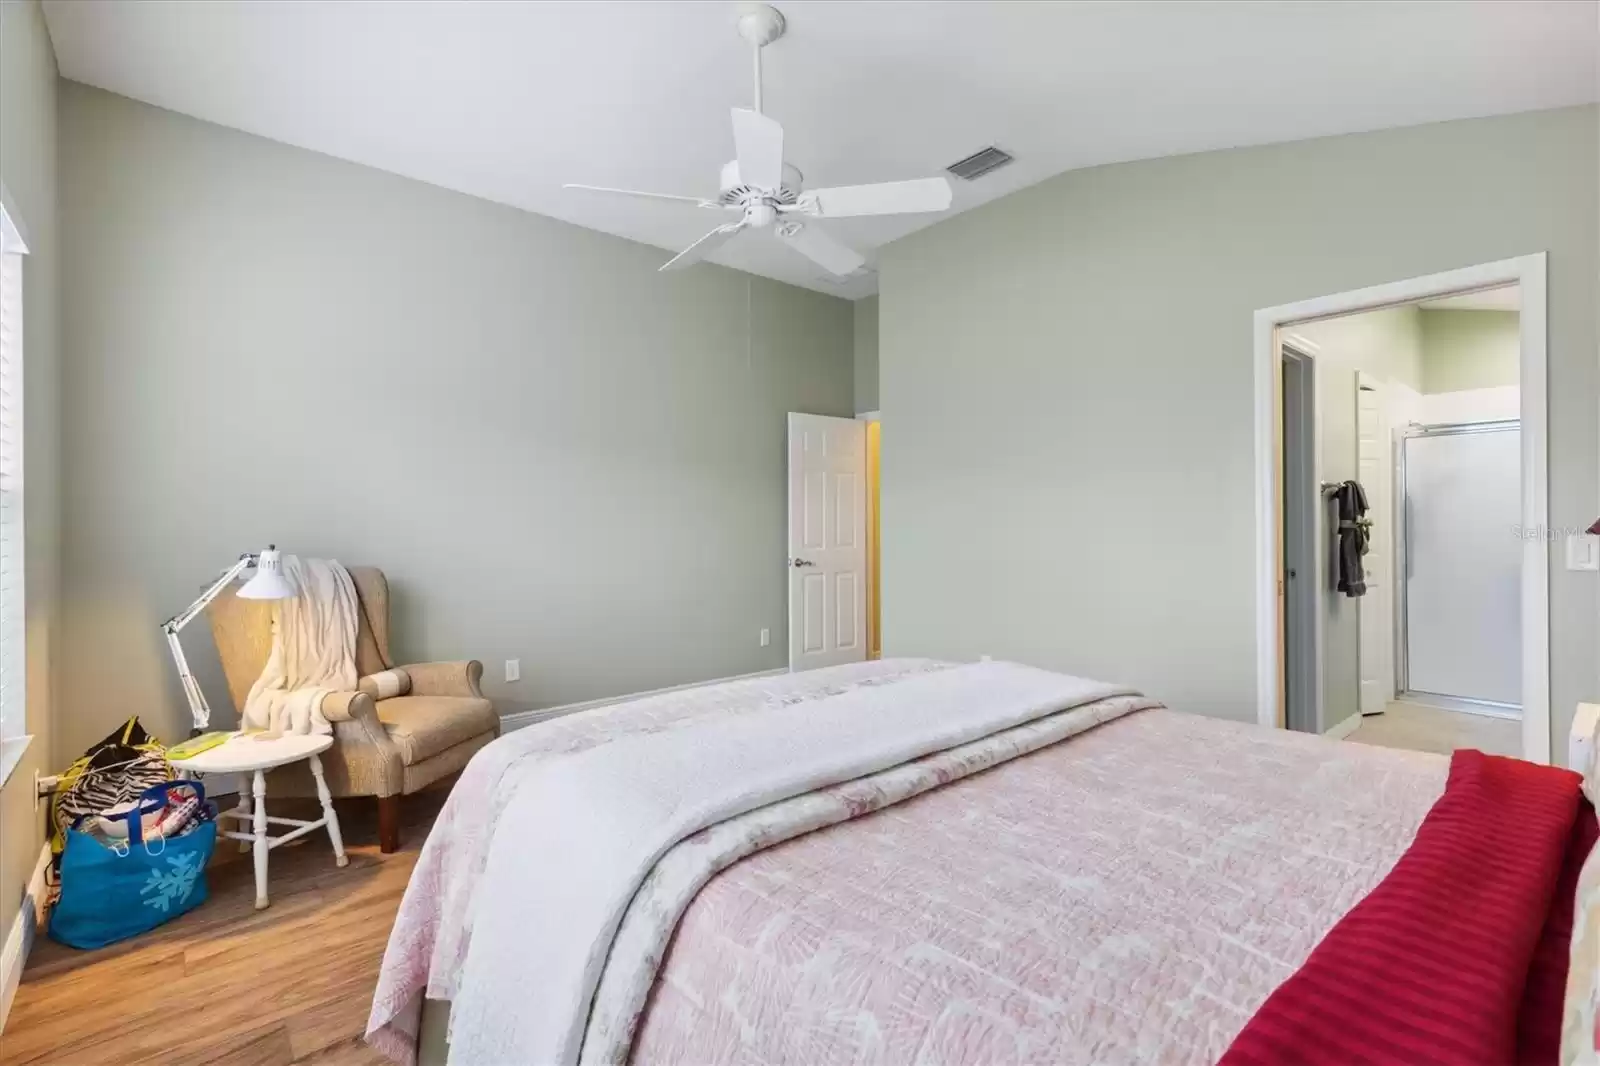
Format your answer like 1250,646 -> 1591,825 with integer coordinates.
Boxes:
565,3 -> 953,277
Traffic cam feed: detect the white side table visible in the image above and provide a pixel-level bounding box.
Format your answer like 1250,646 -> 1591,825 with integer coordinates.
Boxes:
169,732 -> 348,910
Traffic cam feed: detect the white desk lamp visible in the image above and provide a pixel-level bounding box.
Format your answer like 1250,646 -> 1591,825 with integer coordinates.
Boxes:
162,545 -> 295,734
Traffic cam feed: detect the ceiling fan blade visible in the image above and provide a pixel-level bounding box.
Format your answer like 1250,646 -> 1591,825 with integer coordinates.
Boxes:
660,222 -> 747,272
564,184 -> 721,208
803,177 -> 953,218
775,223 -> 865,276
730,108 -> 785,191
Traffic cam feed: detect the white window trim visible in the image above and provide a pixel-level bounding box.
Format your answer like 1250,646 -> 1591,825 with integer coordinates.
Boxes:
0,190 -> 29,788
0,736 -> 30,790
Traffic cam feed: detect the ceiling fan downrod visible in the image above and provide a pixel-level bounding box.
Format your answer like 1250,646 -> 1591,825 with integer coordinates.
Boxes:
735,3 -> 786,115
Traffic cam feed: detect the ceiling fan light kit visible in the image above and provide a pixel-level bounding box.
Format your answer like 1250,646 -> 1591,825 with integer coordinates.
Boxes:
564,3 -> 953,277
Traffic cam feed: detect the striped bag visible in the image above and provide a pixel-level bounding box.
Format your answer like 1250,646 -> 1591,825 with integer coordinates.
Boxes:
49,718 -> 174,891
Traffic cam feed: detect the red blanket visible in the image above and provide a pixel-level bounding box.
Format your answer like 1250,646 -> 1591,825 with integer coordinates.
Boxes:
1222,750 -> 1592,1066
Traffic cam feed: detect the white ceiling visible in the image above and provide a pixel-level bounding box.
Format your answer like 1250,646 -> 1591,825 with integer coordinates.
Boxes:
42,1 -> 1599,300
1418,286 -> 1522,311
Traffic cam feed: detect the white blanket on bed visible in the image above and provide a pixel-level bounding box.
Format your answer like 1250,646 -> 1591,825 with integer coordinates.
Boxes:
240,555 -> 359,736
447,661 -> 1131,1066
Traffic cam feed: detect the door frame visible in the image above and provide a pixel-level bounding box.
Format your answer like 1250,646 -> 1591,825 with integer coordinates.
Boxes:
1252,254 -> 1548,762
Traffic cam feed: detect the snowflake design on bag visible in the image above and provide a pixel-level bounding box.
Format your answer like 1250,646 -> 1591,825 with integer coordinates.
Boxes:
139,852 -> 204,912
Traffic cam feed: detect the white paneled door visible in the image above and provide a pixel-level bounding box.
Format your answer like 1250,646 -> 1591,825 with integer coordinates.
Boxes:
787,413 -> 867,671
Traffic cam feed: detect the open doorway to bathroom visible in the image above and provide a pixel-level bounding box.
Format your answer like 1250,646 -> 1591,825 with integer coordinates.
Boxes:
1287,286 -> 1522,757
1260,256 -> 1549,764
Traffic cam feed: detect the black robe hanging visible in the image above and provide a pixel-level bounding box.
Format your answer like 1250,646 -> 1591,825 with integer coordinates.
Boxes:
1334,480 -> 1369,597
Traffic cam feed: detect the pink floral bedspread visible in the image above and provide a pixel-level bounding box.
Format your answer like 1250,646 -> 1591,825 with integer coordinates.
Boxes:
625,708 -> 1445,1065
371,660 -> 1445,1065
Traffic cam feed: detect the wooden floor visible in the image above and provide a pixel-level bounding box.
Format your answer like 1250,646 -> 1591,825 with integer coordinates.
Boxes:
0,789 -> 448,1066
1346,699 -> 1522,758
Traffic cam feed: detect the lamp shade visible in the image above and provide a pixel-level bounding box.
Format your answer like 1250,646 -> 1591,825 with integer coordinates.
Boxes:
238,545 -> 295,600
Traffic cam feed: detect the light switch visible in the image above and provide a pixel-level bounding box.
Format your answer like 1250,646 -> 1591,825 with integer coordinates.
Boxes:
759,628 -> 771,647
1566,534 -> 1599,572
504,659 -> 521,683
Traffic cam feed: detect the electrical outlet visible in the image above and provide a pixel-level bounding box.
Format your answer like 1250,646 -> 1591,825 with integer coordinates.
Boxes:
759,628 -> 771,647
504,658 -> 521,683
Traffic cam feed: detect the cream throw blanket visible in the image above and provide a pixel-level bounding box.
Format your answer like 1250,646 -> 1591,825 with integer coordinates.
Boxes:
241,556 -> 360,736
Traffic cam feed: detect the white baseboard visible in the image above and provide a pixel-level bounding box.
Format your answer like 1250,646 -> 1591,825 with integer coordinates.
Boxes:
500,668 -> 789,733
1323,713 -> 1363,741
0,843 -> 51,1035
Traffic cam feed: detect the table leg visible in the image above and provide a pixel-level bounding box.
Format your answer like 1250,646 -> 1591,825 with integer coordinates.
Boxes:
309,753 -> 348,868
234,773 -> 252,854
252,769 -> 269,910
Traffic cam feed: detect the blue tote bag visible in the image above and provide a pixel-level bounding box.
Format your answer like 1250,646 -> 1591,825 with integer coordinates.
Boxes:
50,780 -> 217,949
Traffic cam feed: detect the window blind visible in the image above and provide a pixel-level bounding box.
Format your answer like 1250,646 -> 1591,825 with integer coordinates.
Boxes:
0,229 -> 24,745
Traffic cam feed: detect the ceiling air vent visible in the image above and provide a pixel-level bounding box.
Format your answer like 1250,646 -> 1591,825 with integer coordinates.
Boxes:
945,146 -> 1014,181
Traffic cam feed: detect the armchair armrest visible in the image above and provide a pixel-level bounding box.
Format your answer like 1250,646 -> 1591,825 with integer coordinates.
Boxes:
321,689 -> 378,723
317,688 -> 404,797
401,660 -> 485,699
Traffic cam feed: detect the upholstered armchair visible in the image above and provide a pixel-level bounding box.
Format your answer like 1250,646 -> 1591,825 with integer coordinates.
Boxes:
207,566 -> 499,851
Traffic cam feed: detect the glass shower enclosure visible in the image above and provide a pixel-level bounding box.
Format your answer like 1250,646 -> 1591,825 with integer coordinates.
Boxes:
1395,419 -> 1521,715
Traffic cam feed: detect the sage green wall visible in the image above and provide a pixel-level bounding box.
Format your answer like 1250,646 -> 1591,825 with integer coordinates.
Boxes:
1420,308 -> 1520,393
0,0 -> 59,946
1291,306 -> 1423,733
1295,306 -> 1424,394
58,83 -> 854,756
880,105 -> 1597,754
854,295 -> 879,414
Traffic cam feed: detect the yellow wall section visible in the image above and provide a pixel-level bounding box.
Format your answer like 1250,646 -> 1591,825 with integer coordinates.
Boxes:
866,420 -> 881,659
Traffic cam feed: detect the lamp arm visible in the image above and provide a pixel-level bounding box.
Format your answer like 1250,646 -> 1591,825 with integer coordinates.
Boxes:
161,554 -> 256,734
166,625 -> 213,733
162,555 -> 255,634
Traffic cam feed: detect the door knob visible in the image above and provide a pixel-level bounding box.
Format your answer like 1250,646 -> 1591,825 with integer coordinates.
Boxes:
790,558 -> 815,568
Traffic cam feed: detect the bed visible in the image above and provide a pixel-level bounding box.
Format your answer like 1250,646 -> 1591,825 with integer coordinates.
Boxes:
366,659 -> 1600,1065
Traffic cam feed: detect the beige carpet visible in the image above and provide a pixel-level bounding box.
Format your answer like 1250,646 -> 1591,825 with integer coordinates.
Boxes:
1345,700 -> 1521,758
